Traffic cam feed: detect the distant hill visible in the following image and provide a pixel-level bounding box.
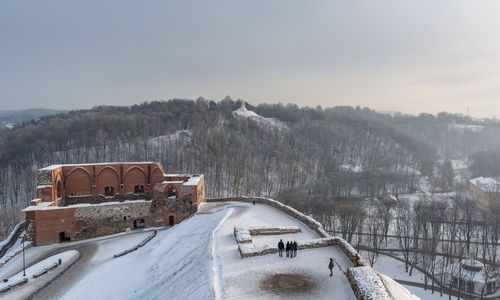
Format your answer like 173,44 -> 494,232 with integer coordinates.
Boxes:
0,108 -> 68,128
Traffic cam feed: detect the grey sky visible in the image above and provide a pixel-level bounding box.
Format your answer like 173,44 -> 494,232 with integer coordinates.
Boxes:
1,1 -> 500,118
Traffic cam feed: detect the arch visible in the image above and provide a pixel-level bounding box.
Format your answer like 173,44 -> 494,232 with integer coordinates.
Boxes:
124,166 -> 147,193
54,169 -> 63,200
104,186 -> 114,196
164,184 -> 178,198
65,167 -> 92,196
96,166 -> 120,196
133,219 -> 145,229
56,180 -> 63,199
134,185 -> 144,193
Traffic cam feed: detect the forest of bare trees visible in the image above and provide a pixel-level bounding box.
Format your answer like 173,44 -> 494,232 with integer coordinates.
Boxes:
1,97 -> 500,288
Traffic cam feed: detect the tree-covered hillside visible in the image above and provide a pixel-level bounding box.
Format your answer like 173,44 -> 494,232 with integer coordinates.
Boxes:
1,98 -> 499,239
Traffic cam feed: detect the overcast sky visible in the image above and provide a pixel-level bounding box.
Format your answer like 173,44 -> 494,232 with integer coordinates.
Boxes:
1,1 -> 500,118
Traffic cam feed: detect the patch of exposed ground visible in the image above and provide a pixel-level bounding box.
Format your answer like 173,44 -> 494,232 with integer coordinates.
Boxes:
260,273 -> 318,295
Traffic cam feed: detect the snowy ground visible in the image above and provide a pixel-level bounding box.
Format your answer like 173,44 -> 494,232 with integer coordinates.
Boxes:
0,228 -> 160,299
0,250 -> 79,299
212,201 -> 356,299
403,284 -> 457,300
59,209 -> 229,299
362,251 -> 428,283
1,201 -> 419,299
0,230 -> 32,267
364,252 -> 466,300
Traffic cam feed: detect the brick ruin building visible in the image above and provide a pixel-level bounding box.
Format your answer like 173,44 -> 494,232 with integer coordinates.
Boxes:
23,162 -> 206,245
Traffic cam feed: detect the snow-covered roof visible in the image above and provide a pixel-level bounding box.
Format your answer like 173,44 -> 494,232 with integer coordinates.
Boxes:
40,162 -> 157,171
462,258 -> 483,269
163,174 -> 203,186
23,201 -> 55,211
470,177 -> 499,192
183,175 -> 203,186
36,184 -> 52,189
161,181 -> 184,184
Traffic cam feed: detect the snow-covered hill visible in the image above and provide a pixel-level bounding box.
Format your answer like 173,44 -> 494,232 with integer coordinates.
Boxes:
232,101 -> 286,129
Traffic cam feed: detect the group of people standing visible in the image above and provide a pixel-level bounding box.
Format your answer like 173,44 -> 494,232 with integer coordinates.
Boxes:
277,239 -> 298,258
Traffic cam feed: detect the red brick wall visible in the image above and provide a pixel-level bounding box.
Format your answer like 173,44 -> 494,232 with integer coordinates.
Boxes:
124,166 -> 147,193
33,208 -> 77,245
151,166 -> 165,185
38,162 -> 168,203
65,167 -> 92,196
96,166 -> 120,195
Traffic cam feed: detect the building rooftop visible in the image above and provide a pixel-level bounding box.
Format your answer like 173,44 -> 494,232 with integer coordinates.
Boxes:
470,177 -> 499,192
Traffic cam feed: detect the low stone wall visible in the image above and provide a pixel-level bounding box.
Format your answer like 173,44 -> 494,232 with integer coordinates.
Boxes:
208,197 -> 365,265
0,221 -> 25,259
211,197 -> 387,299
234,226 -> 302,250
346,267 -> 393,300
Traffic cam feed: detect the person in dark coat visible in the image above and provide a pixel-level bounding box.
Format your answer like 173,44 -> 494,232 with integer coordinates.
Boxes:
286,241 -> 291,257
353,253 -> 361,267
329,258 -> 335,276
293,241 -> 298,257
278,239 -> 284,257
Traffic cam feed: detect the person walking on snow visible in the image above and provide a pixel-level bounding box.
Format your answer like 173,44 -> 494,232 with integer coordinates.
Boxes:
286,241 -> 291,257
278,239 -> 284,257
329,258 -> 335,276
293,241 -> 298,257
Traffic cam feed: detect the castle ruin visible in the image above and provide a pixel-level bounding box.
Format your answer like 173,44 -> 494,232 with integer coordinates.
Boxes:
23,162 -> 205,245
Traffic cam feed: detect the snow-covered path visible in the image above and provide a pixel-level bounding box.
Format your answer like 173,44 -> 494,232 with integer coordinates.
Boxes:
212,201 -> 356,299
59,208 -> 230,299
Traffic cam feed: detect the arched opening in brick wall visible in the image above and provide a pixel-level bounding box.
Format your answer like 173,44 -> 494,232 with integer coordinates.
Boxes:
97,167 -> 120,197
124,167 -> 147,193
168,215 -> 175,226
66,168 -> 92,196
167,185 -> 177,198
133,219 -> 145,229
134,185 -> 144,194
59,232 -> 71,242
104,186 -> 114,196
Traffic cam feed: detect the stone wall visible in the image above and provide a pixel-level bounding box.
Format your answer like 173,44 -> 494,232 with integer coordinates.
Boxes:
61,192 -> 153,206
346,267 -> 392,300
209,197 -> 388,299
154,184 -> 197,224
208,197 -> 329,236
73,201 -> 158,240
208,197 -> 365,264
28,195 -> 196,246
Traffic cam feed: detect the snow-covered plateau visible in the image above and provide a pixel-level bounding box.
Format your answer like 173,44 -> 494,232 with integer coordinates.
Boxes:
0,201 -> 421,299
